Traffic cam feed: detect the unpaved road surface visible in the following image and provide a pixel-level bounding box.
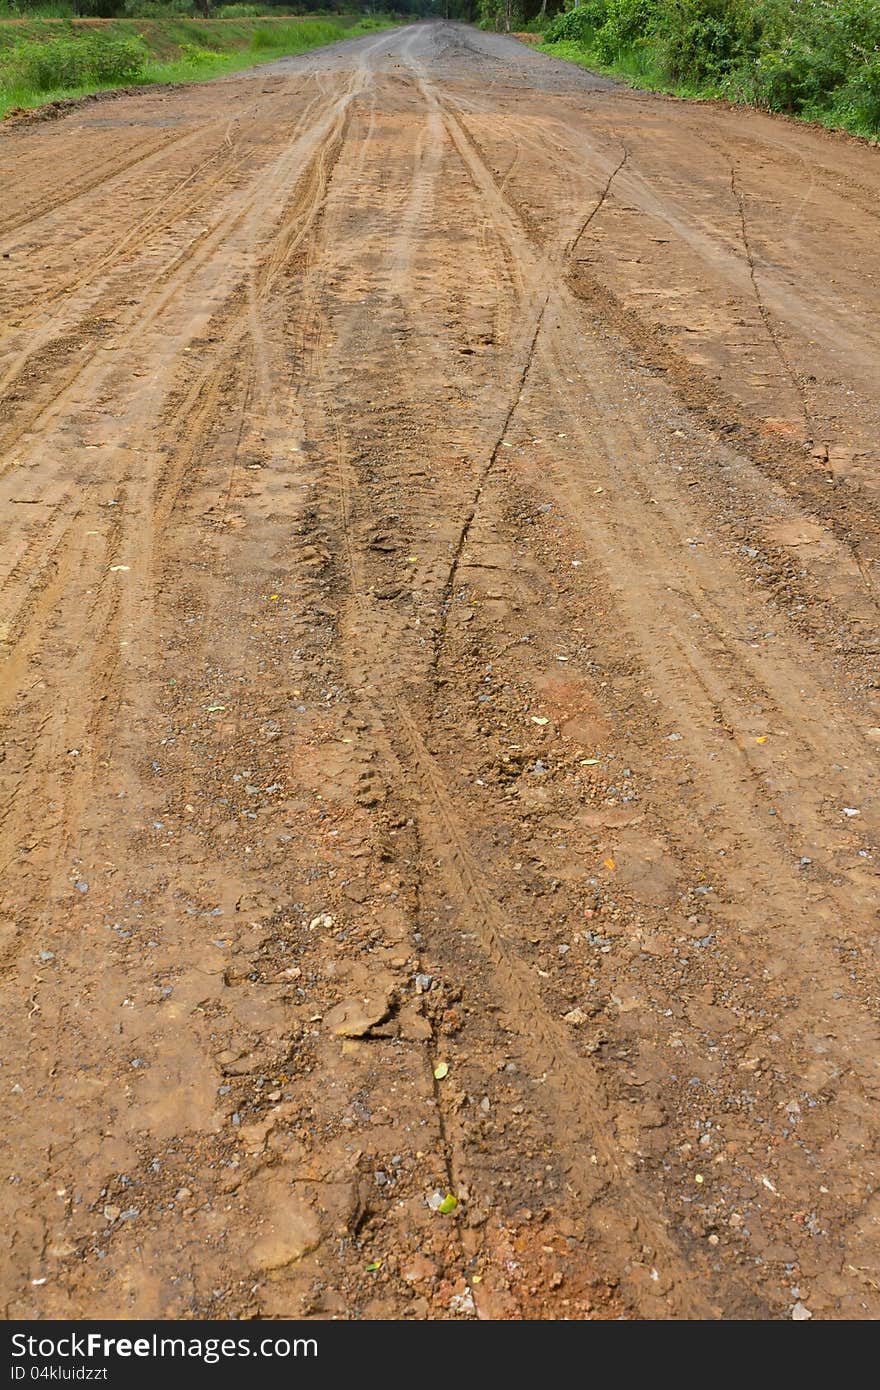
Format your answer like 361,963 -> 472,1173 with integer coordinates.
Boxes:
1,21 -> 879,1321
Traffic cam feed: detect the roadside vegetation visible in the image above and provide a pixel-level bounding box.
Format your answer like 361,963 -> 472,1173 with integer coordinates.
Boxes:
4,1 -> 876,141
0,9 -> 398,116
482,0 -> 880,139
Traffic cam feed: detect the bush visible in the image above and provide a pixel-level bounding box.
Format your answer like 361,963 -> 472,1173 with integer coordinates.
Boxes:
843,52 -> 880,126
749,0 -> 880,110
9,33 -> 148,90
545,2 -> 607,46
538,0 -> 880,133
593,0 -> 655,63
656,3 -> 751,83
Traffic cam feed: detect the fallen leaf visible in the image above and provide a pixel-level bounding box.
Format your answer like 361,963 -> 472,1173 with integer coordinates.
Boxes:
437,1194 -> 458,1215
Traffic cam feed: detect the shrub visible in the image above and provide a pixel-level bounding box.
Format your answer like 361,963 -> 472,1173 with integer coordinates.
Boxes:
844,52 -> 880,125
593,0 -> 655,63
545,2 -> 607,46
538,0 -> 880,133
10,33 -> 148,91
751,0 -> 880,111
656,2 -> 755,83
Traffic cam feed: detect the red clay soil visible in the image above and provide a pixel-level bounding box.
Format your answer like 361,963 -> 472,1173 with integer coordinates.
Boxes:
1,22 -> 879,1320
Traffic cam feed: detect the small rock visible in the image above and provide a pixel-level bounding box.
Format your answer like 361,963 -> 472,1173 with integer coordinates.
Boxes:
398,1004 -> 432,1041
324,989 -> 393,1038
247,1199 -> 320,1272
449,1288 -> 475,1314
403,1254 -> 437,1284
792,1301 -> 812,1320
562,1007 -> 588,1026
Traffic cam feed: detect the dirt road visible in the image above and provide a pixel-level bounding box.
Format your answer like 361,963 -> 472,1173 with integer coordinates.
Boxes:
1,20 -> 879,1320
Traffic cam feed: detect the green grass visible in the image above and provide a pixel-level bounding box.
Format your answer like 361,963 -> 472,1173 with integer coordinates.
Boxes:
531,0 -> 880,143
0,14 -> 398,116
539,36 -> 880,142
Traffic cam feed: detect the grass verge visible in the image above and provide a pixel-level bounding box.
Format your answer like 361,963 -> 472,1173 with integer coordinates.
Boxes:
537,34 -> 880,143
0,15 -> 397,118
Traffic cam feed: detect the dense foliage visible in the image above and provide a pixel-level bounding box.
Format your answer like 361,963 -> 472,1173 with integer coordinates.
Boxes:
11,27 -> 147,81
535,0 -> 880,135
1,1 -> 877,135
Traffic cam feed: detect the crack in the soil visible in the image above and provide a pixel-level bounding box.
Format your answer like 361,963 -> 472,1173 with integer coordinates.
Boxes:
567,145 -> 628,260
730,163 -> 816,441
431,292 -> 550,681
409,819 -> 474,1310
